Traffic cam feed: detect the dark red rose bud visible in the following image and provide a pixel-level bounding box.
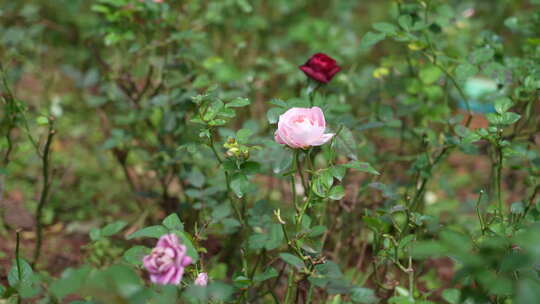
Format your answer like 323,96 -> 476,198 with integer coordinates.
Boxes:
299,53 -> 341,83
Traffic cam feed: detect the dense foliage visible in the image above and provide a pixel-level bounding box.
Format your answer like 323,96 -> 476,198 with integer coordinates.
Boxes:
1,0 -> 539,303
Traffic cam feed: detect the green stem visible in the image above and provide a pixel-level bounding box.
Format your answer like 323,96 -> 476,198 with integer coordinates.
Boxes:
15,230 -> 22,304
496,143 -> 504,218
279,218 -> 304,259
284,268 -> 295,304
421,52 -> 473,127
297,191 -> 313,231
306,283 -> 314,304
295,150 -> 308,192
408,255 -> 414,298
307,81 -> 322,107
521,185 -> 540,221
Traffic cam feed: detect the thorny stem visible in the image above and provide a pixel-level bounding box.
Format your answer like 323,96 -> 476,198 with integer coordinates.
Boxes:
410,146 -> 449,212
296,149 -> 315,229
476,190 -> 486,234
276,210 -> 304,260
33,117 -> 56,267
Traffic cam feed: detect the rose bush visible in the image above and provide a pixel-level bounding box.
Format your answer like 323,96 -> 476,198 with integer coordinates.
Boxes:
1,1 -> 540,304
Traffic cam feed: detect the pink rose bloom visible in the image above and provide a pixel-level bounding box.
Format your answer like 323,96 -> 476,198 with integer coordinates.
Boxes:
194,272 -> 208,286
274,107 -> 334,149
143,234 -> 192,285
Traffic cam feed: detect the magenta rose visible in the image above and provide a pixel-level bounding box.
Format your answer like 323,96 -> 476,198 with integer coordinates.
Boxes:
143,233 -> 193,285
299,53 -> 341,83
274,107 -> 334,149
194,272 -> 208,286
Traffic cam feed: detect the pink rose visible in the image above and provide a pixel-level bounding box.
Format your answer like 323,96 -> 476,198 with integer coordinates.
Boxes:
194,272 -> 208,286
143,234 -> 193,285
274,107 -> 334,149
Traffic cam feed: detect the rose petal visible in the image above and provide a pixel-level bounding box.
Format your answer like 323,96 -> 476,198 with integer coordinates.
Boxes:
310,133 -> 334,146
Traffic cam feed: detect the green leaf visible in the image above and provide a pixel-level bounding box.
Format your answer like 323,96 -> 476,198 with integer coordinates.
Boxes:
279,253 -> 305,269
486,113 -> 501,125
8,258 -> 40,298
269,98 -> 287,107
253,267 -> 278,282
162,213 -> 184,231
101,221 -> 127,237
335,127 -> 358,160
320,170 -> 334,189
236,128 -> 253,144
398,15 -> 413,30
50,266 -> 91,301
350,287 -> 379,304
8,258 -> 32,288
471,47 -> 494,64
328,185 -> 345,200
241,161 -> 261,175
442,288 -> 461,304
410,241 -> 446,258
266,223 -> 284,250
308,225 -> 327,237
494,97 -> 513,114
226,97 -> 250,108
187,168 -> 206,188
330,165 -> 346,181
123,246 -> 151,266
362,216 -> 384,232
230,173 -> 249,198
89,228 -> 101,241
177,231 -> 199,262
500,112 -> 521,125
511,202 -> 525,214
419,65 -> 442,84
233,275 -> 251,288
373,22 -> 397,35
360,31 -> 386,51
341,161 -> 380,175
208,119 -> 227,126
203,100 -> 224,121
455,63 -> 478,82
36,116 -> 49,125
312,175 -> 330,197
267,108 -> 284,124
127,225 -> 168,239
